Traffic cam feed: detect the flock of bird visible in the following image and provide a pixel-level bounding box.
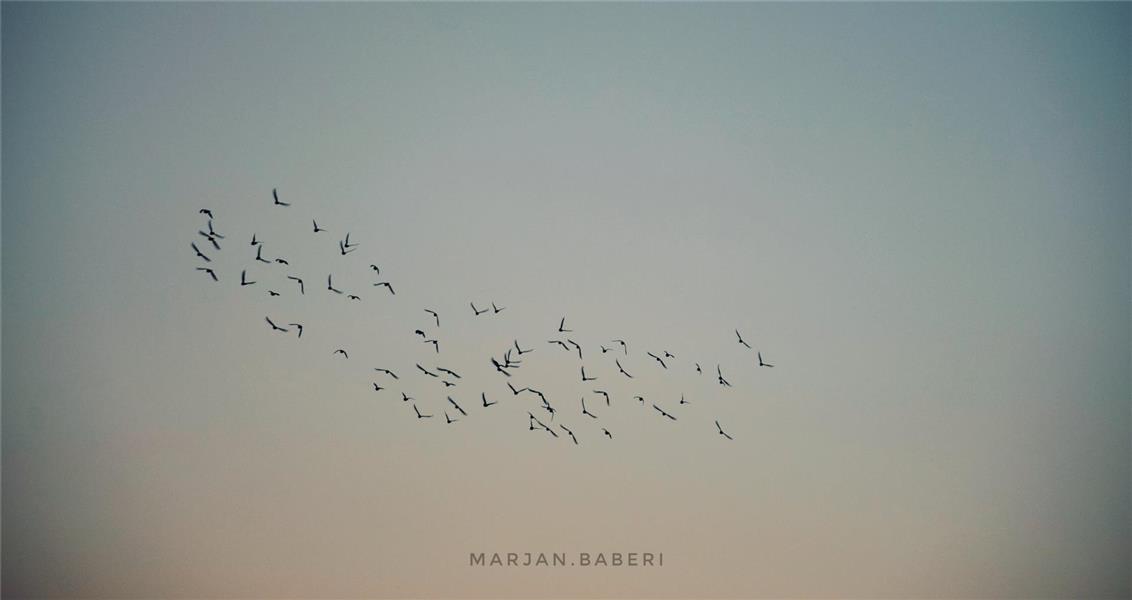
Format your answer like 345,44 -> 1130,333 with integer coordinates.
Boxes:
192,189 -> 779,445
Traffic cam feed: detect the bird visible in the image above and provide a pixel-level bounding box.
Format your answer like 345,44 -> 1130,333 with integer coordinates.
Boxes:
715,420 -> 733,440
566,339 -> 582,360
695,363 -> 702,375
445,412 -> 458,424
560,425 -> 578,445
288,323 -> 303,338
717,365 -> 731,387
274,258 -> 289,266
413,404 -> 432,419
191,242 -> 211,262
758,352 -> 774,368
205,220 -> 224,239
558,317 -> 572,333
254,246 -> 270,263
593,389 -> 610,406
581,366 -> 596,382
615,359 -> 632,378
250,233 -> 260,246
507,382 -> 527,396
634,395 -> 645,404
549,340 -> 571,352
736,330 -> 752,349
372,383 -> 385,392
401,392 -> 413,403
199,208 -> 214,219
313,220 -> 326,233
369,264 -> 380,273
612,339 -> 627,354
437,367 -> 461,379
333,349 -> 348,359
240,270 -> 255,286
424,339 -> 439,353
343,232 -> 358,249
492,302 -> 505,314
664,351 -> 676,359
268,290 -> 280,297
348,294 -> 361,301
581,397 -> 597,418
425,309 -> 439,327
601,345 -> 611,354
286,275 -> 304,294
264,316 -> 288,332
272,188 -> 289,206
448,396 -> 467,416
196,267 -> 218,281
198,230 -> 221,250
470,302 -> 488,316
514,340 -> 534,355
374,368 -> 399,379
490,357 -> 511,377
647,352 -> 667,369
602,428 -> 613,439
414,329 -> 427,338
374,282 -> 395,295
441,380 -> 456,388
416,364 -> 438,378
327,275 -> 343,294
653,404 -> 677,421
482,393 -> 496,407
679,394 -> 690,405
338,240 -> 356,256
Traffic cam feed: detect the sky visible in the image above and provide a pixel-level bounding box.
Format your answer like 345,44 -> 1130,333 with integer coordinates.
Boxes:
2,2 -> 1129,598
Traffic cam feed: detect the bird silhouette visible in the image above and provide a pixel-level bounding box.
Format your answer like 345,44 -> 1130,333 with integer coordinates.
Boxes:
549,340 -> 571,352
313,220 -> 327,233
401,391 -> 413,403
664,351 -> 676,359
470,302 -> 488,316
736,330 -> 752,349
255,246 -> 270,263
191,242 -> 211,262
653,404 -> 677,421
448,396 -> 467,416
602,428 -> 613,439
348,294 -> 361,301
372,382 -> 385,392
492,302 -> 505,314
268,290 -> 280,297
615,359 -> 633,378
425,309 -> 439,327
758,352 -> 774,368
288,323 -> 303,338
647,352 -> 667,369
250,233 -> 261,246
507,382 -> 528,396
374,282 -> 395,295
344,232 -> 358,249
206,220 -> 224,239
679,394 -> 690,405
560,425 -> 578,445
514,340 -> 534,355
695,363 -> 702,374
717,365 -> 732,387
287,275 -> 305,294
240,270 -> 255,286
338,240 -> 356,256
424,339 -> 439,353
374,368 -> 398,379
274,258 -> 289,266
601,345 -> 611,354
482,393 -> 496,407
593,389 -> 610,406
327,274 -> 343,294
437,367 -> 461,379
441,380 -> 456,388
445,412 -> 459,424
199,208 -> 214,219
581,366 -> 597,382
369,264 -> 380,273
558,317 -> 572,333
715,420 -> 733,440
416,364 -> 439,378
333,349 -> 348,359
196,267 -> 218,281
581,397 -> 597,418
490,357 -> 511,377
567,339 -> 582,360
198,230 -> 221,250
413,404 -> 432,419
265,316 -> 288,332
612,339 -> 627,354
272,188 -> 289,206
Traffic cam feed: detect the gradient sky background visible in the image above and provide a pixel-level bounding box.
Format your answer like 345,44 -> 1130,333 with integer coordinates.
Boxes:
3,2 -> 1129,598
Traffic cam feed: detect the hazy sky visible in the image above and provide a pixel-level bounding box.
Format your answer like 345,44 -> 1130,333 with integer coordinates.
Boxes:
3,2 -> 1129,598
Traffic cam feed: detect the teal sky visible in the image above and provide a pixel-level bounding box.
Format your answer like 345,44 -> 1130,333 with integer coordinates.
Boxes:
3,2 -> 1129,598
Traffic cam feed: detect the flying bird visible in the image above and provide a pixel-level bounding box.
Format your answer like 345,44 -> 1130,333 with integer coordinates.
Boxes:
647,352 -> 667,369
255,246 -> 270,263
437,367 -> 461,379
268,290 -> 280,297
250,233 -> 260,246
348,294 -> 361,301
615,359 -> 633,378
653,404 -> 677,421
441,380 -> 456,388
343,232 -> 358,248
199,208 -> 213,219
715,420 -> 733,440
205,220 -> 224,239
560,425 -> 578,445
664,351 -> 676,359
374,282 -> 395,295
369,264 -> 380,273
470,302 -> 488,316
566,339 -> 582,360
717,365 -> 731,387
374,368 -> 399,379
425,309 -> 439,327
198,230 -> 221,250
679,394 -> 690,405
558,317 -> 572,333
401,392 -> 413,403
758,352 -> 774,368
196,267 -> 218,281
272,188 -> 289,206
445,412 -> 459,424
492,302 -> 505,314
507,382 -> 527,396
593,389 -> 610,406
333,349 -> 348,359
416,364 -> 439,378
581,397 -> 597,419
327,274 -> 343,294
372,382 -> 384,392
274,257 -> 289,266
448,396 -> 467,416
286,275 -> 304,294
191,242 -> 211,262
288,323 -> 303,338
482,393 -> 496,407
338,240 -> 356,256
424,339 -> 439,353
580,366 -> 596,382
265,316 -> 288,332
313,220 -> 327,233
602,428 -> 613,439
240,270 -> 255,286
490,357 -> 512,377
514,340 -> 533,355
413,404 -> 432,419
736,330 -> 752,349
612,339 -> 627,354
